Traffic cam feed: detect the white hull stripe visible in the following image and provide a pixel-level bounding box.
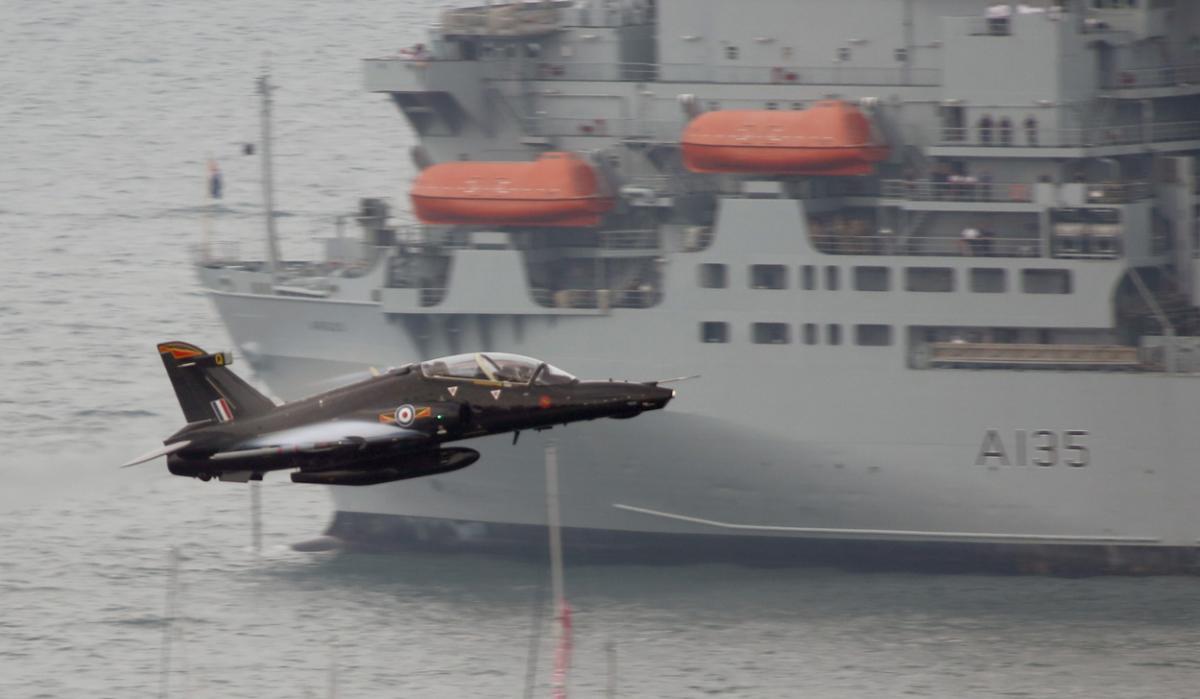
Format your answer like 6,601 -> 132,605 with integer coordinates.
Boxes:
612,504 -> 1162,546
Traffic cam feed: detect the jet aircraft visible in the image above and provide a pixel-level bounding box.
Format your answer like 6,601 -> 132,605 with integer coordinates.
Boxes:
123,341 -> 675,485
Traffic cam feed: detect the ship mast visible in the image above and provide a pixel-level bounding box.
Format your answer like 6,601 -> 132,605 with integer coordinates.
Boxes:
257,72 -> 282,281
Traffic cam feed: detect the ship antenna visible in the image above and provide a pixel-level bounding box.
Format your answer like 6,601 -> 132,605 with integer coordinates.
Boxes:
257,67 -> 282,282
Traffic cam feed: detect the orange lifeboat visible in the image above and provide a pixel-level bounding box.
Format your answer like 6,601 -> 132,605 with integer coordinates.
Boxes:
681,100 -> 889,176
410,152 -> 613,227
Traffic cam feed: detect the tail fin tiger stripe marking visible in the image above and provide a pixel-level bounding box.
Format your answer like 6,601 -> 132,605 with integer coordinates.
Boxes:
157,342 -> 206,360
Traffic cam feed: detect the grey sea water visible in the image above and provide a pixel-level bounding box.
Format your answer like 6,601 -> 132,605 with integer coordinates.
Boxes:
4,1 -> 1200,697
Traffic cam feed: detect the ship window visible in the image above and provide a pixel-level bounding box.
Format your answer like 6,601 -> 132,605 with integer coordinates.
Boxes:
1022,269 -> 1072,294
855,324 -> 892,346
942,106 -> 966,142
725,45 -> 739,60
894,48 -> 908,63
803,323 -> 819,345
750,264 -> 787,289
791,102 -> 805,110
825,266 -> 840,290
853,266 -> 890,291
801,265 -> 816,290
766,101 -> 779,110
837,47 -> 851,62
998,117 -> 1013,146
752,322 -> 790,344
978,115 -> 994,146
699,263 -> 728,288
701,321 -> 729,343
905,267 -> 954,292
970,268 -> 1006,293
1024,116 -> 1039,146
827,324 -> 842,345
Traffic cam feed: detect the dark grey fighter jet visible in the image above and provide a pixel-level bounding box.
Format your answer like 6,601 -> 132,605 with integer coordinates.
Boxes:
123,341 -> 675,485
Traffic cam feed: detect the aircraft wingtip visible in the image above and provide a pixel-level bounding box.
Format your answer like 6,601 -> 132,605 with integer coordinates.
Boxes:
119,440 -> 191,469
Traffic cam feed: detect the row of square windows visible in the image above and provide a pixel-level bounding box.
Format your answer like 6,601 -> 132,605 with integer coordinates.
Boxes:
701,322 -> 893,346
699,264 -> 1073,294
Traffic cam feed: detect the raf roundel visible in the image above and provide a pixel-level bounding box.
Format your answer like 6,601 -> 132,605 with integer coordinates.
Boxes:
395,404 -> 416,427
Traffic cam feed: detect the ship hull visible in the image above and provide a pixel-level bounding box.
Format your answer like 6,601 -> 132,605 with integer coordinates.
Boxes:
205,288 -> 1200,572
323,511 -> 1200,575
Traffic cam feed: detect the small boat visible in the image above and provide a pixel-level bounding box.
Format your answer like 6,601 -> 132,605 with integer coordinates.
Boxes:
410,152 -> 613,227
681,100 -> 888,175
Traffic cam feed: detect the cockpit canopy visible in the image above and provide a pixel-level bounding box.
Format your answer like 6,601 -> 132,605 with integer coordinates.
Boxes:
419,352 -> 578,385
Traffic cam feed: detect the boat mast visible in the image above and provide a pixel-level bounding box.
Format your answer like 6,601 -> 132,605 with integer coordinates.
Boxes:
257,72 -> 282,281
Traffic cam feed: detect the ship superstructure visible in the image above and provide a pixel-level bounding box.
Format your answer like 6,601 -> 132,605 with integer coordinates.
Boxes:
198,0 -> 1200,572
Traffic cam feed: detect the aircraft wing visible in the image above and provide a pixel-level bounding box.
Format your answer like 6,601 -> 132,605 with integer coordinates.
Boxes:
210,420 -> 428,462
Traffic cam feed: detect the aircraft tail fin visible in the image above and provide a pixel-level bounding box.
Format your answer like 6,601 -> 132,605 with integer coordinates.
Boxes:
157,341 -> 276,424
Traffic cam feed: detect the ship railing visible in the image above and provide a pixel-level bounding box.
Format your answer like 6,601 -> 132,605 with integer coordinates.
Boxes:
419,287 -> 448,307
809,233 -> 1042,258
1105,63 -> 1200,90
530,287 -> 659,310
1147,121 -> 1200,142
598,229 -> 660,249
439,3 -> 563,38
925,342 -> 1144,370
624,174 -> 679,190
939,120 -> 1200,148
964,16 -> 1012,36
522,115 -> 682,140
494,61 -> 659,82
881,179 -> 1034,203
484,59 -> 940,86
881,178 -> 1150,205
656,63 -> 940,86
1082,182 -> 1153,203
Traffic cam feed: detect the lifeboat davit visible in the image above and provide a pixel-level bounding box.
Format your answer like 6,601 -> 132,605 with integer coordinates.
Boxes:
410,152 -> 613,227
681,100 -> 889,176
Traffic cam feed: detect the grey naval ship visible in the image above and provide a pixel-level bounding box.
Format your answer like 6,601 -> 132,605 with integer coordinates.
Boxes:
197,0 -> 1200,573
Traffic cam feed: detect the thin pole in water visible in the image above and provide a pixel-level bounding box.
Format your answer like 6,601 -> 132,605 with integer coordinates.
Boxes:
521,580 -> 546,699
605,640 -> 617,698
546,443 -> 565,612
159,547 -> 181,699
545,442 -> 571,698
250,479 -> 262,556
327,638 -> 338,699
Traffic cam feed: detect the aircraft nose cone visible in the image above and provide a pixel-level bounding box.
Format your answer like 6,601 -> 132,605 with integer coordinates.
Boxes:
636,383 -> 675,410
